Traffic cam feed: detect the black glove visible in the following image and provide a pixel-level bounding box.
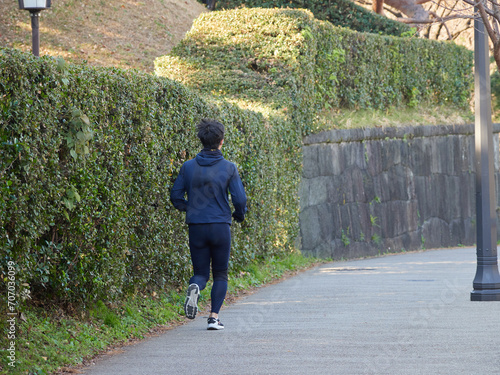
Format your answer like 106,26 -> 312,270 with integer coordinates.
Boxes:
232,212 -> 245,223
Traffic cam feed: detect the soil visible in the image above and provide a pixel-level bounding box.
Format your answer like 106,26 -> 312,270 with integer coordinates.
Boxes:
0,0 -> 207,73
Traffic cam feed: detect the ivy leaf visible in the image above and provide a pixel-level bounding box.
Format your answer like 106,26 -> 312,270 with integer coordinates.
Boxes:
71,108 -> 81,118
56,57 -> 67,72
80,114 -> 90,126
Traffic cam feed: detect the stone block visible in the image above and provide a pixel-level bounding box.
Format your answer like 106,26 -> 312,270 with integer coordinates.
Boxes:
421,217 -> 452,249
365,141 -> 382,176
463,217 -> 476,245
348,203 -> 363,241
309,242 -> 335,259
351,167 -> 367,203
380,139 -> 401,171
308,176 -> 328,206
459,173 -> 474,218
338,171 -> 355,203
350,142 -> 367,170
331,204 -> 342,239
299,206 -> 321,251
326,176 -> 342,205
450,219 -> 466,244
302,145 -> 319,179
317,203 -> 335,243
456,135 -> 473,173
339,204 -> 352,231
445,175 -> 462,220
299,178 -> 310,211
410,138 -> 432,176
347,241 -> 372,259
317,144 -> 339,176
406,201 -> 419,232
357,203 -> 372,238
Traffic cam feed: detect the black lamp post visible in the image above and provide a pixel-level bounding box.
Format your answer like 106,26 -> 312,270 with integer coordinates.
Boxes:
471,12 -> 500,301
18,0 -> 52,57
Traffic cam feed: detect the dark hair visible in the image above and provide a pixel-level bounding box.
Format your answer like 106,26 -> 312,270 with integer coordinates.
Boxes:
196,119 -> 225,149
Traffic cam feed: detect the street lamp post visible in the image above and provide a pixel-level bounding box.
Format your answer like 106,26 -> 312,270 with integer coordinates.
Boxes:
18,0 -> 52,57
471,12 -> 500,301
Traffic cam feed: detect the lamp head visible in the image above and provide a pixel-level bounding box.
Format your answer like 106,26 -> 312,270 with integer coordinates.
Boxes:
18,0 -> 52,10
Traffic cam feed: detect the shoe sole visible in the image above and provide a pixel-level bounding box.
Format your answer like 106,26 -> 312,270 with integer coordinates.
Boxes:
207,325 -> 224,330
184,284 -> 199,319
207,322 -> 224,330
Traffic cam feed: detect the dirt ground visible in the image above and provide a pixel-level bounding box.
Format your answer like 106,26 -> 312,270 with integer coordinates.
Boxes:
0,0 -> 207,72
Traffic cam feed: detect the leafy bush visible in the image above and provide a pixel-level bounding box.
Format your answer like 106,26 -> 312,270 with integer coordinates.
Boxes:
211,0 -> 413,36
156,8 -> 472,121
313,20 -> 473,110
0,48 -> 300,305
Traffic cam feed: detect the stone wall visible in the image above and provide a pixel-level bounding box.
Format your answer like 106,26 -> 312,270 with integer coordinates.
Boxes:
299,124 -> 500,259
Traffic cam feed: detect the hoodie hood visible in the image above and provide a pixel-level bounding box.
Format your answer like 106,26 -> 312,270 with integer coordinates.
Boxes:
195,149 -> 224,166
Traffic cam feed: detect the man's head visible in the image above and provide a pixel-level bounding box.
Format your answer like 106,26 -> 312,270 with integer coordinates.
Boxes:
197,119 -> 225,149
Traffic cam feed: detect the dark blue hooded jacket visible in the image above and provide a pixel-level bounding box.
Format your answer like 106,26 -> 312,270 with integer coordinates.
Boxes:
170,149 -> 247,224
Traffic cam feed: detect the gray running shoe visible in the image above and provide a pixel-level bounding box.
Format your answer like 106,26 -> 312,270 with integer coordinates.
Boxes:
183,283 -> 200,319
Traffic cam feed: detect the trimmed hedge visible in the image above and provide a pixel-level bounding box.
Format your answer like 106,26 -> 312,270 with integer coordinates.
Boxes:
0,8 -> 473,305
155,8 -> 473,123
156,9 -> 319,133
0,48 -> 300,304
314,21 -> 473,109
211,0 -> 413,36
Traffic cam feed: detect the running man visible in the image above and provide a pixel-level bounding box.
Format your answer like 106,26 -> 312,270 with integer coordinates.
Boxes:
170,119 -> 247,330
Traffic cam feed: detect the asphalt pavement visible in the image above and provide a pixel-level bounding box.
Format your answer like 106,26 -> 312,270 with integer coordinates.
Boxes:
82,247 -> 500,375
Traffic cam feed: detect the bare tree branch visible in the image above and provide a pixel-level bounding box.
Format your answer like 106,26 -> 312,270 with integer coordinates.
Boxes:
477,2 -> 499,44
450,18 -> 474,39
383,5 -> 404,17
427,0 -> 475,13
398,14 -> 475,23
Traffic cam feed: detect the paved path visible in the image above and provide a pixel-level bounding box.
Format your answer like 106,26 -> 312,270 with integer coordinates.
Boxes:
83,248 -> 500,375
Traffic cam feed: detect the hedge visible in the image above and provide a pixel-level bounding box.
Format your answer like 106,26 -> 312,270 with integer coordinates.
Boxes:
0,48 -> 301,304
211,0 -> 413,36
155,8 -> 473,124
0,8 -> 473,305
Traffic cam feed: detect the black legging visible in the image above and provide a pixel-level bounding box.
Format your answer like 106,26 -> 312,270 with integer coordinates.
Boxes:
188,223 -> 230,314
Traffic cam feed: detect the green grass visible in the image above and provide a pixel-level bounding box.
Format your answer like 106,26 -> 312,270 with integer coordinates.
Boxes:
0,252 -> 323,374
316,103 -> 474,131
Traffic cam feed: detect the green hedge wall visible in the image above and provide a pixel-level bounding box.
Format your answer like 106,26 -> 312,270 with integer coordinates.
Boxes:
211,0 -> 413,36
0,48 -> 301,304
0,8 -> 473,305
155,8 -> 472,122
314,21 -> 473,109
156,9 -> 319,133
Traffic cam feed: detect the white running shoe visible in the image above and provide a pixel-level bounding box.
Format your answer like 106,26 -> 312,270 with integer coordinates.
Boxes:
207,317 -> 224,330
183,283 -> 200,319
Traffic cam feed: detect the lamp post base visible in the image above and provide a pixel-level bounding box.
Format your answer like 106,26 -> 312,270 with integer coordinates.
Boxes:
471,256 -> 500,301
471,289 -> 500,301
